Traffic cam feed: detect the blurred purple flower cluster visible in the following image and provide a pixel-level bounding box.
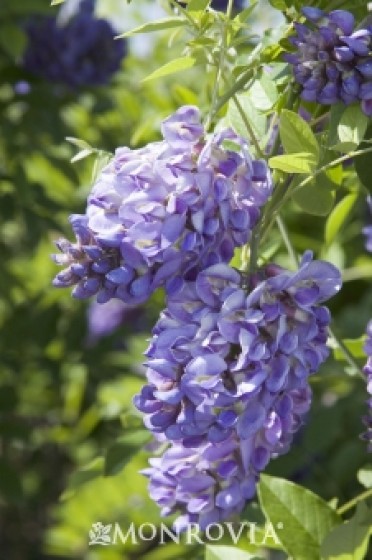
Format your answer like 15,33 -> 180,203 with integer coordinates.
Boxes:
53,106 -> 272,304
23,0 -> 126,88
362,322 -> 372,452
362,196 -> 372,253
285,7 -> 372,115
137,252 -> 341,528
178,0 -> 245,11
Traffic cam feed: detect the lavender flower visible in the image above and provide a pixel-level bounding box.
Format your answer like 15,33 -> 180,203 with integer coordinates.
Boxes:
53,106 -> 272,304
135,253 -> 341,444
143,385 -> 312,531
361,321 -> 372,452
87,299 -> 134,341
285,8 -> 372,115
139,253 -> 341,528
23,0 -> 126,88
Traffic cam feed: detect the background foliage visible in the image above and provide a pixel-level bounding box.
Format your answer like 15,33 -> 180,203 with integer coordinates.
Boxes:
0,0 -> 372,559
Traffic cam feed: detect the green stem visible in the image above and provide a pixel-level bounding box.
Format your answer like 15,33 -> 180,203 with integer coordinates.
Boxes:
328,327 -> 365,380
290,146 -> 372,199
205,0 -> 234,130
276,215 -> 298,267
232,93 -> 265,158
168,0 -> 199,29
337,488 -> 372,516
248,228 -> 260,275
210,67 -> 255,121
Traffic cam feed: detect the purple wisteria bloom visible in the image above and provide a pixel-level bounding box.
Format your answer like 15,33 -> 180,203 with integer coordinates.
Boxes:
53,106 -> 272,304
284,8 -> 372,115
143,385 -> 312,531
87,299 -> 135,341
361,321 -> 372,452
135,253 -> 341,443
137,253 -> 341,528
23,0 -> 126,88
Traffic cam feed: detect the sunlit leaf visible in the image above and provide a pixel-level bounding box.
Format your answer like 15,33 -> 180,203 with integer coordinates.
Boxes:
357,465 -> 372,489
321,502 -> 371,560
279,109 -> 320,160
116,18 -> 186,38
325,193 -> 358,246
269,152 -> 317,173
258,475 -> 341,560
142,56 -> 196,83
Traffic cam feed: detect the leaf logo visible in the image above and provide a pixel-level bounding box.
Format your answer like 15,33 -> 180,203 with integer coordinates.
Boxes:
88,522 -> 112,546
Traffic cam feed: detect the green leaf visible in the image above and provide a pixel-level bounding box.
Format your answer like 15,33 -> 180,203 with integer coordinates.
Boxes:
116,17 -> 186,38
355,124 -> 372,190
269,153 -> 317,174
227,93 -> 267,142
0,24 -> 26,58
65,136 -> 93,150
63,458 -> 104,498
292,173 -> 335,216
279,109 -> 320,161
258,475 -> 342,560
336,105 -> 368,153
357,465 -> 372,489
269,0 -> 287,8
248,74 -> 278,111
104,430 -> 151,476
325,193 -> 358,246
142,56 -> 196,83
187,0 -> 210,10
71,149 -> 94,164
321,502 -> 371,560
205,546 -> 261,560
333,336 -> 366,361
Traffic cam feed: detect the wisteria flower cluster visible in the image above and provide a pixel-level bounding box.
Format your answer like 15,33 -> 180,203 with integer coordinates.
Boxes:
285,7 -> 372,116
136,253 -> 341,529
52,106 -> 272,304
52,103 -> 345,529
23,0 -> 126,88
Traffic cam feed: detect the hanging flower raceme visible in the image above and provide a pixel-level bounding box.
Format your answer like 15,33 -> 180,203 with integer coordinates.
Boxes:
137,252 -> 341,529
284,7 -> 372,115
52,106 -> 272,304
143,385 -> 313,532
361,321 -> 372,452
23,0 -> 126,88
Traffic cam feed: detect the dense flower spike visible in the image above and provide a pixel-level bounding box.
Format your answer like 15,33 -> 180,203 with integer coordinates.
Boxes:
284,7 -> 372,115
137,253 -> 341,528
143,385 -> 312,531
53,106 -> 272,304
361,322 -> 372,452
23,0 -> 126,88
135,253 -> 341,443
